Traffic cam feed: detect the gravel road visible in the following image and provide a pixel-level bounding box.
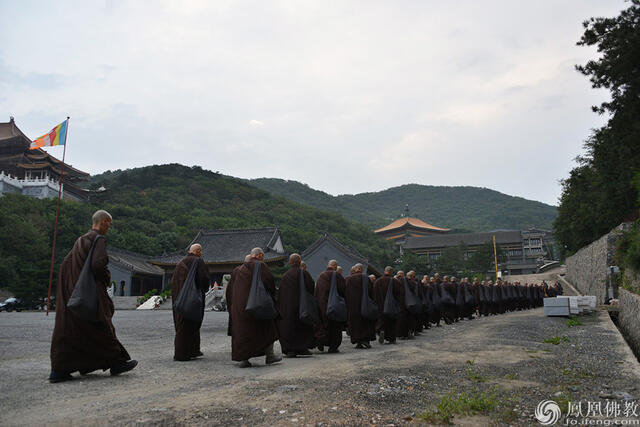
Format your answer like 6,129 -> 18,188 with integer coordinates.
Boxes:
1,285 -> 639,426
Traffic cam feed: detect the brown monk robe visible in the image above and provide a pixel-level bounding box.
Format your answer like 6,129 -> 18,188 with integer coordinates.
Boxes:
171,244 -> 210,361
277,254 -> 315,357
373,266 -> 403,344
50,210 -> 136,383
228,248 -> 281,367
344,264 -> 376,349
395,271 -> 416,340
441,276 -> 457,324
407,271 -> 423,335
314,260 -> 346,353
427,277 -> 442,326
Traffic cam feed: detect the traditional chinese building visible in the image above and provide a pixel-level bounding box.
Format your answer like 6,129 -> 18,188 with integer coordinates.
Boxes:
151,227 -> 288,286
0,117 -> 88,201
375,217 -> 451,240
301,232 -> 381,279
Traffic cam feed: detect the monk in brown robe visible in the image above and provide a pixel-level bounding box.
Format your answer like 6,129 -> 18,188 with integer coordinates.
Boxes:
277,254 -> 315,357
395,270 -> 415,340
427,276 -> 442,326
49,210 -> 136,383
171,243 -> 210,361
441,275 -> 456,324
228,247 -> 281,368
344,263 -> 376,349
314,259 -> 346,353
225,255 -> 250,337
373,266 -> 403,344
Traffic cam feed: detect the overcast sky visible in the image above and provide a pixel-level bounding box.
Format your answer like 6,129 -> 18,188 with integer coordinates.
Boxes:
0,1 -> 626,206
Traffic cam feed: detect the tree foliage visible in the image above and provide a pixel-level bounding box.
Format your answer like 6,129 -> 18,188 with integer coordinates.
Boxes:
249,179 -> 557,232
0,164 -> 394,301
555,1 -> 640,254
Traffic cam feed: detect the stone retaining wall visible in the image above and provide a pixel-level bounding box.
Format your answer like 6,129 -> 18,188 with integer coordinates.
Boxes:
618,288 -> 640,360
565,223 -> 631,303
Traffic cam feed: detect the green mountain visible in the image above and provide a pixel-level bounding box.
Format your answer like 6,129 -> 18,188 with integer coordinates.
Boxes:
248,179 -> 557,232
0,164 -> 393,301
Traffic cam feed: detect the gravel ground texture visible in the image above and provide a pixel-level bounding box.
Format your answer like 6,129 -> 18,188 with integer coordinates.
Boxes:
1,276 -> 639,426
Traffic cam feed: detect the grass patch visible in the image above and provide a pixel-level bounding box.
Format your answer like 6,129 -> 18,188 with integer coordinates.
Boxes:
543,336 -> 570,345
503,373 -> 519,380
466,367 -> 487,383
565,316 -> 583,327
418,390 -> 499,424
562,367 -> 595,379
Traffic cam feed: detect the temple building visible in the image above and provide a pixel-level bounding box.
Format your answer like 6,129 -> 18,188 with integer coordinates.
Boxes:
401,228 -> 556,275
151,227 -> 287,286
0,117 -> 88,201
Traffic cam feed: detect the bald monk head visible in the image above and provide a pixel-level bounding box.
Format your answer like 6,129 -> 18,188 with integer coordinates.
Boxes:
407,270 -> 416,280
250,247 -> 264,261
353,263 -> 364,273
450,276 -> 457,283
443,276 -> 450,282
189,243 -> 203,257
327,259 -> 338,270
301,261 -> 307,271
244,254 -> 251,262
337,266 -> 343,274
384,266 -> 393,276
92,209 -> 113,235
289,253 -> 301,266
369,274 -> 376,282
396,270 -> 405,279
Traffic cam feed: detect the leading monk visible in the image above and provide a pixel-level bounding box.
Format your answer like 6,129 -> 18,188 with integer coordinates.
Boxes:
49,210 -> 137,383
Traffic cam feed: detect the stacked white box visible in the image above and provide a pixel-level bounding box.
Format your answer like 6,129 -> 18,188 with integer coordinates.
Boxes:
544,297 -> 570,316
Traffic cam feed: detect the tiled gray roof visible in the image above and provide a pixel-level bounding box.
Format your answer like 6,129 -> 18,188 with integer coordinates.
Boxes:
302,232 -> 381,275
108,247 -> 165,276
152,227 -> 286,265
404,230 -> 523,249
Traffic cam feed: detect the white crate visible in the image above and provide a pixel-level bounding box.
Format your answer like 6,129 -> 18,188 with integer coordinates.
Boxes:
544,297 -> 570,317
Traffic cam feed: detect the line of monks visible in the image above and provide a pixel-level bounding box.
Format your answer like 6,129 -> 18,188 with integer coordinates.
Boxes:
48,211 -> 563,383
223,249 -> 563,368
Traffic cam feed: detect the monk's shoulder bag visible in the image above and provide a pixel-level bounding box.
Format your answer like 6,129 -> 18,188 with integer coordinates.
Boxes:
245,261 -> 278,320
299,269 -> 321,326
67,235 -> 103,322
326,271 -> 347,322
360,273 -> 378,321
383,277 -> 402,318
174,257 -> 205,323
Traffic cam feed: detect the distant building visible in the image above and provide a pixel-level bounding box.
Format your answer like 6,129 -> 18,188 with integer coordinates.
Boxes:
402,228 -> 556,275
109,248 -> 165,297
301,232 -> 381,279
151,227 -> 287,285
375,216 -> 450,242
0,118 -> 89,201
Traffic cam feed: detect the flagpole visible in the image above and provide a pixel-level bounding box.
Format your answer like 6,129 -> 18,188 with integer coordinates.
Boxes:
46,117 -> 70,316
493,235 -> 499,282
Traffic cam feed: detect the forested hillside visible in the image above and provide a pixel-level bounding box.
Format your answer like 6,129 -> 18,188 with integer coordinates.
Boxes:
249,179 -> 557,231
0,164 -> 392,302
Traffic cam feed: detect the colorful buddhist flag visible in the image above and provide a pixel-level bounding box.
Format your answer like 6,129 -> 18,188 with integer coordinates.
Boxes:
29,120 -> 68,150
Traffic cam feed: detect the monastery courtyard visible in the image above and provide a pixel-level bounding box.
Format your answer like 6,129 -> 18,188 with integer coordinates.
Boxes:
1,273 -> 639,426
